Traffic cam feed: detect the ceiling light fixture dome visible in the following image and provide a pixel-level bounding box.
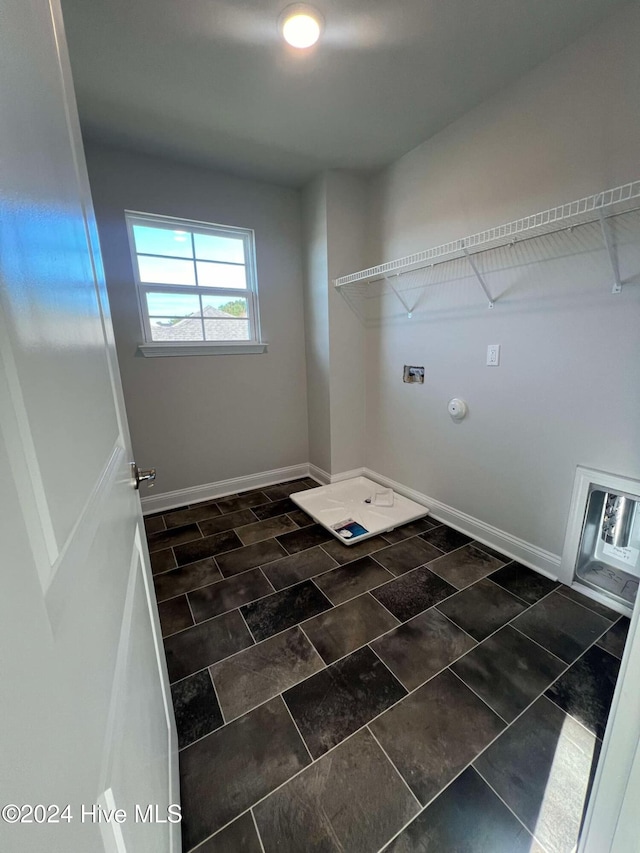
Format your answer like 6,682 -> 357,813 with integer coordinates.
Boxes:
279,4 -> 324,49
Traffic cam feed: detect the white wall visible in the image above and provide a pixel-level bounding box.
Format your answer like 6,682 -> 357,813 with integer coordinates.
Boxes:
302,171 -> 367,476
302,175 -> 332,473
326,171 -> 367,475
86,143 -> 309,495
364,3 -> 640,558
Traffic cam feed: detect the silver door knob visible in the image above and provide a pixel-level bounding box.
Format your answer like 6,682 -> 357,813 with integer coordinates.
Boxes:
131,463 -> 156,490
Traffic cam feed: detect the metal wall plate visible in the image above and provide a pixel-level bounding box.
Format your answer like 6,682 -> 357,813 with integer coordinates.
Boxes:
403,365 -> 424,383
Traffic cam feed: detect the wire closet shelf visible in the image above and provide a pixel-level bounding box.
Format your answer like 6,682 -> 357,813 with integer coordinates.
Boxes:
333,180 -> 640,313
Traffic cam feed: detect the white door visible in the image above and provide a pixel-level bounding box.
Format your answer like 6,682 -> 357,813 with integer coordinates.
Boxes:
0,2 -> 179,852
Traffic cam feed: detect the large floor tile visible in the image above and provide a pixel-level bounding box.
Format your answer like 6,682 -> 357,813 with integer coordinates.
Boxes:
436,578 -> 528,641
196,813 -> 262,853
287,508 -> 313,527
144,514 -> 165,535
556,586 -> 619,620
313,555 -> 394,605
371,607 -> 476,691
150,480 -> 624,853
420,523 -> 471,553
254,728 -> 420,853
236,514 -> 298,545
241,580 -> 332,642
384,767 -> 541,853
370,668 -> 505,804
300,477 -> 321,488
226,486 -> 275,499
596,616 -> 630,659
261,546 -> 337,590
174,530 -> 242,567
210,626 -> 324,721
372,567 -> 457,622
510,590 -> 612,663
428,544 -> 504,589
188,569 -> 273,621
164,610 -> 253,682
545,644 -> 620,739
158,595 -> 194,637
163,502 -> 222,530
488,561 -> 559,604
150,548 -> 177,575
198,509 -> 258,537
471,541 -> 512,564
321,535 -> 391,565
381,517 -> 438,545
451,625 -> 566,722
302,593 -> 399,664
474,696 -> 599,853
284,646 -> 407,758
147,521 -> 202,553
171,670 -> 223,749
276,523 -> 334,554
154,558 -> 222,602
216,538 -> 287,577
216,491 -> 270,514
252,497 -> 297,521
188,497 -> 226,510
263,480 -> 312,501
374,538 -> 443,577
179,697 -> 310,849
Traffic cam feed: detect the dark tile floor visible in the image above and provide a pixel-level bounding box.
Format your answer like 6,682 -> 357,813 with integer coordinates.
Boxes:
145,478 -> 629,853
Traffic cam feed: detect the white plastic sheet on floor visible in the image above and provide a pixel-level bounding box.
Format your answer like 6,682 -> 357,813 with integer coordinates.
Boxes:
291,476 -> 429,546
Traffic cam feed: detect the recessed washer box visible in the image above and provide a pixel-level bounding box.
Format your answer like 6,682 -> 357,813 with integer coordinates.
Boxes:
560,466 -> 640,616
291,476 -> 429,545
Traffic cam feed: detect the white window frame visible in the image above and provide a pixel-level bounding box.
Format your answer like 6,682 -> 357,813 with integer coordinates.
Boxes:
125,210 -> 266,356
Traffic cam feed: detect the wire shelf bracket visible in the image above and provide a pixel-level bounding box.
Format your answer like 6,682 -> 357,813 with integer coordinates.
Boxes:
596,196 -> 623,293
333,180 -> 640,308
462,245 -> 494,308
385,274 -> 426,318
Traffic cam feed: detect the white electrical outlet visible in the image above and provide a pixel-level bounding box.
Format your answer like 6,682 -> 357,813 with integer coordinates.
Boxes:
487,344 -> 500,366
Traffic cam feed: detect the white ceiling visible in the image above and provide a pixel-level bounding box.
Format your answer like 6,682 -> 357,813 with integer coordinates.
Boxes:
61,0 -> 628,187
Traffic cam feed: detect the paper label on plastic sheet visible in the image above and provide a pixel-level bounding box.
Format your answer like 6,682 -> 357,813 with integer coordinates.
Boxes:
372,488 -> 394,507
602,542 -> 640,567
332,519 -> 369,540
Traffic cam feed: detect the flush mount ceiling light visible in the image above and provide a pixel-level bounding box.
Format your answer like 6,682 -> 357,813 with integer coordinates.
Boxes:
278,4 -> 324,49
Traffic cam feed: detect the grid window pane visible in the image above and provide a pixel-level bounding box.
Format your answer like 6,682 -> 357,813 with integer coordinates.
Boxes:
204,318 -> 249,342
201,296 -> 249,341
138,256 -> 196,286
196,261 -> 246,289
150,316 -> 204,342
132,224 -> 193,259
194,233 -> 245,264
202,294 -> 250,341
146,292 -> 200,318
200,295 -> 248,315
127,212 -> 259,346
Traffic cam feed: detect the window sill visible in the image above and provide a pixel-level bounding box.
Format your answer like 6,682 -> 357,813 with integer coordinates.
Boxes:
138,342 -> 268,357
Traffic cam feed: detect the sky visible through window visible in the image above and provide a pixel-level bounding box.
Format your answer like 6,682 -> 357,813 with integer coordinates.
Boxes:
146,292 -> 246,318
132,224 -> 244,263
132,223 -> 248,316
128,215 -> 257,343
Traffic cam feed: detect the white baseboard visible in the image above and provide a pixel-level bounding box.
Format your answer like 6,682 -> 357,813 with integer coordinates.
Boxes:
361,467 -> 561,579
308,464 -> 367,485
329,467 -> 367,484
141,463 -> 310,514
305,463 -> 559,576
142,460 -> 561,579
307,463 -> 331,485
